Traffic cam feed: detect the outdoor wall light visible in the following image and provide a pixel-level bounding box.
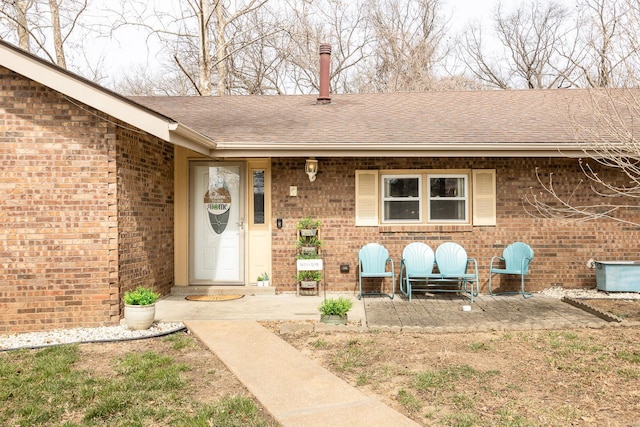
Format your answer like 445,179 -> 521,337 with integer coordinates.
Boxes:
305,158 -> 318,182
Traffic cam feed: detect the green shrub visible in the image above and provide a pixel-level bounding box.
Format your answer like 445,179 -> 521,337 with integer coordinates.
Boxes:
296,216 -> 321,229
296,271 -> 322,282
318,297 -> 353,316
123,287 -> 160,305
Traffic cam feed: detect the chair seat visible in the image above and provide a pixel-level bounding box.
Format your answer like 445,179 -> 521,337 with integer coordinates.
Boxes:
361,272 -> 393,278
490,268 -> 525,275
430,273 -> 477,280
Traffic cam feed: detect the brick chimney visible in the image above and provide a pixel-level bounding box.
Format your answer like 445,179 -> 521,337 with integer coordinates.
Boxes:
317,44 -> 331,104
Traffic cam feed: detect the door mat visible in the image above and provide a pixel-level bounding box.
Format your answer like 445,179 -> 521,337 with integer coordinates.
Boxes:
185,295 -> 244,302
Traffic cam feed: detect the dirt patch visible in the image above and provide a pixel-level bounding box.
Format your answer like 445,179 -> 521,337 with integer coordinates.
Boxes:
265,300 -> 640,426
579,299 -> 640,321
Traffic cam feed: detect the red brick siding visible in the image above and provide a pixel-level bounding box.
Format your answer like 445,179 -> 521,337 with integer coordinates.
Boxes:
0,67 -> 175,333
272,157 -> 640,294
116,127 -> 174,305
0,67 -> 118,332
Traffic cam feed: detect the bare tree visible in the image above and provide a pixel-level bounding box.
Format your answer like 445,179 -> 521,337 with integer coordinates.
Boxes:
274,0 -> 371,94
461,0 -> 576,89
0,0 -> 90,70
109,0 -> 276,96
567,0 -> 640,88
525,89 -> 640,225
356,0 -> 449,92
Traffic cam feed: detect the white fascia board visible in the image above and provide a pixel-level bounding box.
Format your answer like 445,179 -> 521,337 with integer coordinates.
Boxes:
168,122 -> 217,151
207,142 -> 590,158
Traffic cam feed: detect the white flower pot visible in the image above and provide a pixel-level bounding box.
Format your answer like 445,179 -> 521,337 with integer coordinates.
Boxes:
124,303 -> 156,330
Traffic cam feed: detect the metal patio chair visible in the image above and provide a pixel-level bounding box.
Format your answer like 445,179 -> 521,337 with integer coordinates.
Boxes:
432,242 -> 479,303
358,243 -> 394,299
399,242 -> 436,301
488,242 -> 534,298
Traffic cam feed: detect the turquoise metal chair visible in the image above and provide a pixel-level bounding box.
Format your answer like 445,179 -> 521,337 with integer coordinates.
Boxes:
399,242 -> 435,301
358,243 -> 394,299
488,242 -> 534,298
432,242 -> 479,303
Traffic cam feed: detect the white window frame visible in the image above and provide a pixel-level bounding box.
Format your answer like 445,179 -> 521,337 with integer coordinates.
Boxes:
356,169 -> 495,227
381,174 -> 422,224
427,174 -> 469,223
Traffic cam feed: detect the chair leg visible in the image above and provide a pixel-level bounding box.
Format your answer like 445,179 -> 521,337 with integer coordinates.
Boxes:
390,276 -> 395,299
521,274 -> 533,299
488,273 -> 494,296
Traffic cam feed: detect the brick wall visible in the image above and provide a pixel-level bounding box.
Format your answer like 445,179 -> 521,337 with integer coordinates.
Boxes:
116,127 -> 174,305
0,67 -> 118,332
271,157 -> 640,294
0,67 -> 175,333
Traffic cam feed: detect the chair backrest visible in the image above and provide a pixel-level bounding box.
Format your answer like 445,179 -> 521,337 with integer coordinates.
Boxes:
359,243 -> 390,274
503,242 -> 534,273
435,242 -> 468,275
402,242 -> 435,276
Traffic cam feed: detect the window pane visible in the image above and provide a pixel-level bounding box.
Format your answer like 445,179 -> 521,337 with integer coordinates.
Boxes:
384,177 -> 419,198
253,170 -> 265,224
430,200 -> 466,220
384,200 -> 420,220
430,177 -> 465,198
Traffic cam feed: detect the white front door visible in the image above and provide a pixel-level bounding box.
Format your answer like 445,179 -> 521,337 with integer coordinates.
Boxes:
190,162 -> 245,284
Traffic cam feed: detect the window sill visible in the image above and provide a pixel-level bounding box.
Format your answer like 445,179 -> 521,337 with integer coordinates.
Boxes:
379,224 -> 473,233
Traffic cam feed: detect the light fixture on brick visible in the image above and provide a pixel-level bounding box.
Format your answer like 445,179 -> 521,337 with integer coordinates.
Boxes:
305,158 -> 318,182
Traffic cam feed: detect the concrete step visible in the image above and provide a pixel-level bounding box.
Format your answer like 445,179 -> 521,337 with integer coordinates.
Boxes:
170,285 -> 276,296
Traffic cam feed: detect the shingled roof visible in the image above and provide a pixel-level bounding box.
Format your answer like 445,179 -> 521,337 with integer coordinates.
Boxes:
130,89 -> 631,158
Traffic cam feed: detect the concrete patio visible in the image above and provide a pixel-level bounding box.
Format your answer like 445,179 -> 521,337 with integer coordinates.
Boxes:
155,291 -> 611,331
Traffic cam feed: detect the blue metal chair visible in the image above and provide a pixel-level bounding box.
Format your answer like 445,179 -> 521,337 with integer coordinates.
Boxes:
399,242 -> 435,301
433,242 -> 479,303
488,242 -> 534,298
358,243 -> 394,299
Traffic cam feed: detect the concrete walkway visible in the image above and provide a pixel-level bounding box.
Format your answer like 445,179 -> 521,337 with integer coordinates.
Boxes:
185,320 -> 419,427
159,292 -> 612,427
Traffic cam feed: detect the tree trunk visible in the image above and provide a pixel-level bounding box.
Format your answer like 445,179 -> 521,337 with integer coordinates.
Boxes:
49,0 -> 66,68
15,0 -> 32,52
215,2 -> 228,96
198,0 -> 212,96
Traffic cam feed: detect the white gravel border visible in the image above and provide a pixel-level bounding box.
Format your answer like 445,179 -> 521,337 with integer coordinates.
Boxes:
538,286 -> 640,300
0,322 -> 185,351
2,287 -> 639,351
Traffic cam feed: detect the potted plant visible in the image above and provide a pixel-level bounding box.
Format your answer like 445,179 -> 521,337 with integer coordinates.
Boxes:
297,216 -> 321,236
123,286 -> 160,330
318,296 -> 354,325
296,270 -> 322,288
297,235 -> 322,254
257,272 -> 270,287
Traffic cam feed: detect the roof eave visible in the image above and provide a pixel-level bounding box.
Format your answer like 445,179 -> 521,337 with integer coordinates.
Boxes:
207,142 -> 590,158
1,40 -> 216,154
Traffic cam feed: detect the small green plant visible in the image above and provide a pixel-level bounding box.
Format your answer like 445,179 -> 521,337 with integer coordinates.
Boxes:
297,235 -> 322,248
397,389 -> 423,412
311,338 -> 328,348
295,252 -> 322,260
318,296 -> 353,316
296,270 -> 322,282
123,286 -> 160,305
257,272 -> 269,281
296,216 -> 321,230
